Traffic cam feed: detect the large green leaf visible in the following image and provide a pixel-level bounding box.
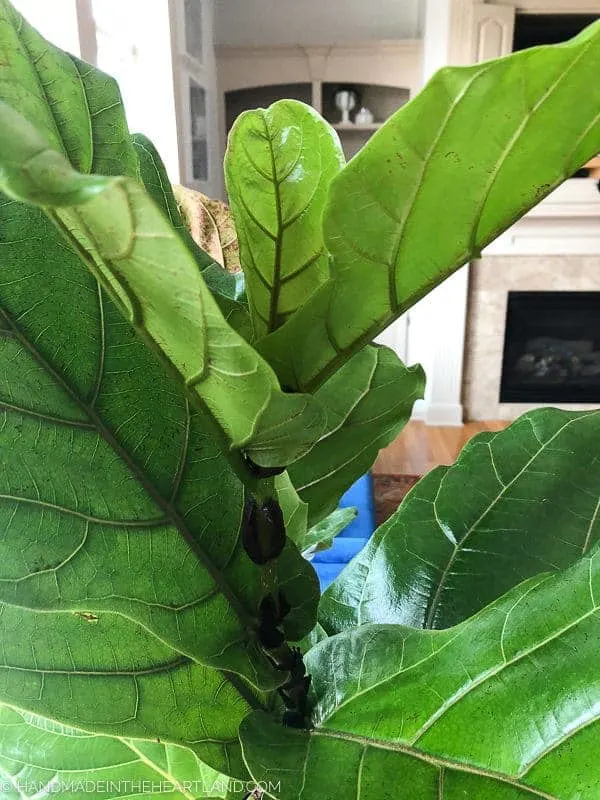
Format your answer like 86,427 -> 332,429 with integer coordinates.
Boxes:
257,23 -> 600,391
288,346 -> 425,524
0,193 -> 311,773
320,408 -> 600,634
241,547 -> 600,798
225,100 -> 344,339
0,706 -> 231,799
0,2 -> 138,181
0,3 -> 321,770
0,2 -> 325,467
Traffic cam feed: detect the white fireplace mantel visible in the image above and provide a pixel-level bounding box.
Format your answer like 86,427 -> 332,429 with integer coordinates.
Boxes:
408,0 -> 600,426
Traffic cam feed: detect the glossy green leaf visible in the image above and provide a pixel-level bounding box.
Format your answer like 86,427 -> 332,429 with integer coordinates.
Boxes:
225,100 -> 344,338
0,4 -> 326,467
289,346 -> 425,524
0,706 -> 231,799
133,133 -> 252,340
321,408 -> 600,634
242,546 -> 600,799
304,507 -> 357,553
258,23 -> 600,391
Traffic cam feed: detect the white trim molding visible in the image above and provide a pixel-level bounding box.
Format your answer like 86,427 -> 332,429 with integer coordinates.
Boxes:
493,0 -> 600,12
217,40 -> 423,98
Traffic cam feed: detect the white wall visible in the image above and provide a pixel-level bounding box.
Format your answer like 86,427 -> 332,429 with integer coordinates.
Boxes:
215,0 -> 424,46
11,0 -> 81,56
92,0 -> 182,182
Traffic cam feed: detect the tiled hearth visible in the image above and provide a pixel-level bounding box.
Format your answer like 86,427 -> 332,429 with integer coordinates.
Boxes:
463,255 -> 600,421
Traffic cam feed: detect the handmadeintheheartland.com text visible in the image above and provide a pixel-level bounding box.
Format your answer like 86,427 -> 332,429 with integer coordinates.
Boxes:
0,778 -> 279,795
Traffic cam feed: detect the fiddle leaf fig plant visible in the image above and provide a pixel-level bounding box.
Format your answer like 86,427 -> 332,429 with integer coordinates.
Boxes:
0,1 -> 599,797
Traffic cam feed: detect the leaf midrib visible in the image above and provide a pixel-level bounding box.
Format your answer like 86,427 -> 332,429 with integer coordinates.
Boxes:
262,115 -> 285,334
2,656 -> 191,678
245,114 -> 321,334
312,728 -> 558,800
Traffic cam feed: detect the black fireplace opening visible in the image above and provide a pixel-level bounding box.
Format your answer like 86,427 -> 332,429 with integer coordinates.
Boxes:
500,291 -> 600,404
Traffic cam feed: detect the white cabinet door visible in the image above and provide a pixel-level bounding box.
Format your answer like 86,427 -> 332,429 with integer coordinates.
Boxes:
471,3 -> 516,61
171,0 -> 222,198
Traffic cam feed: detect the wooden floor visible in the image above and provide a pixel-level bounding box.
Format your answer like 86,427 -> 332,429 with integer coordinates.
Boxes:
373,421 -> 508,476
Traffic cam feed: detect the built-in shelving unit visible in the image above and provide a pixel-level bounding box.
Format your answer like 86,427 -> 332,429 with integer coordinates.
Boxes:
217,40 -> 421,163
319,81 -> 409,157
224,83 -> 312,133
222,79 -> 409,160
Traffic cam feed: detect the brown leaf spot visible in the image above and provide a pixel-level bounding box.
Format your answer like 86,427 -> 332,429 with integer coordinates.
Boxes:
73,611 -> 99,623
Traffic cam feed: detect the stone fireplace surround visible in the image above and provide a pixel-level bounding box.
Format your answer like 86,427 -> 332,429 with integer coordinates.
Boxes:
463,254 -> 600,420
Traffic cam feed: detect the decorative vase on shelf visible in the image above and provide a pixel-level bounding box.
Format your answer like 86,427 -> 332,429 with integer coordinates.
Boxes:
355,106 -> 374,125
333,87 -> 358,124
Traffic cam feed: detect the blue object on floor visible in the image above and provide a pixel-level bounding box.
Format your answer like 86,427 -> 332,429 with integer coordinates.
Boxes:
311,474 -> 376,591
337,473 -> 376,538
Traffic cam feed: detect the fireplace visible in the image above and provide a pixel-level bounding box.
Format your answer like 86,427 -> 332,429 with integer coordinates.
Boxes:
500,291 -> 600,403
